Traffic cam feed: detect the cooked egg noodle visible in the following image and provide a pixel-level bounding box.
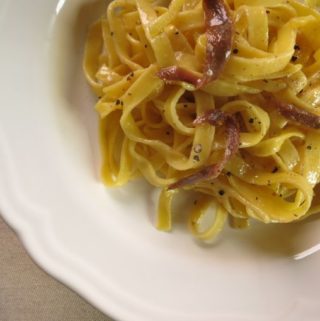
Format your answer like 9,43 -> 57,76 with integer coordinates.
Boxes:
84,0 -> 320,242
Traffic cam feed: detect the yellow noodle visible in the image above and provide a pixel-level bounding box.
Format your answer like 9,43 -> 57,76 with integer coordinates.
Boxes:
84,0 -> 320,242
188,196 -> 227,242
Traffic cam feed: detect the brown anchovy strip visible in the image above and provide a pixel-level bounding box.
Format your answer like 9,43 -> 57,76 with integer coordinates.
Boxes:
157,0 -> 233,88
168,110 -> 240,189
263,92 -> 320,129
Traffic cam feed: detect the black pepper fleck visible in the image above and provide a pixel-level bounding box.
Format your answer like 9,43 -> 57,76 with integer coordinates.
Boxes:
219,190 -> 225,196
294,44 -> 300,50
291,56 -> 298,62
193,155 -> 200,162
249,118 -> 254,124
307,145 -> 312,150
115,99 -> 121,105
226,171 -> 232,177
233,48 -> 239,54
272,167 -> 278,173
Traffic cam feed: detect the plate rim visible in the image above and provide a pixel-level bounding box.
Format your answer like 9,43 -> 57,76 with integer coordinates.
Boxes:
1,1 -> 320,321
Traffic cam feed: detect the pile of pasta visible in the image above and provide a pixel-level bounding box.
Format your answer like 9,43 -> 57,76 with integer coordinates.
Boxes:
84,0 -> 320,241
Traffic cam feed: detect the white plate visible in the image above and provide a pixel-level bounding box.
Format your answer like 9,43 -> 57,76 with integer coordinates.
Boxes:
1,1 -> 320,320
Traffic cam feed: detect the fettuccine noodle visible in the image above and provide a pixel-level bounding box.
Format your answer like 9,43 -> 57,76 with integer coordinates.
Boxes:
84,0 -> 320,242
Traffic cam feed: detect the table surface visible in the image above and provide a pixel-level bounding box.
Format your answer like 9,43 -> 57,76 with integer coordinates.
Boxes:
0,216 -> 114,321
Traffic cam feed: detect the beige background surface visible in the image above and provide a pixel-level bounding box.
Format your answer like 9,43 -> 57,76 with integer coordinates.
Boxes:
0,216 -> 114,321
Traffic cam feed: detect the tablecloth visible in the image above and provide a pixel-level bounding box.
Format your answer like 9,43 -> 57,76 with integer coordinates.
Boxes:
0,216 -> 114,321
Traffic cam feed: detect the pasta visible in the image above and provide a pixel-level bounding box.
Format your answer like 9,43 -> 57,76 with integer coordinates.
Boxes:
83,0 -> 320,242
